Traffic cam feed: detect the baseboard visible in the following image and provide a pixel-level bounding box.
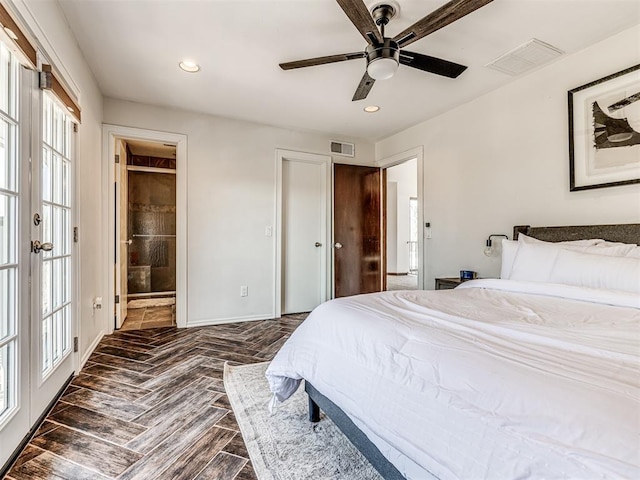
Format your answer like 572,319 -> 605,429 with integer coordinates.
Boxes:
187,313 -> 275,328
80,330 -> 105,370
0,374 -> 73,477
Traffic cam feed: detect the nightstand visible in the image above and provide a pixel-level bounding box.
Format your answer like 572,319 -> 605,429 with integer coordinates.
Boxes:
435,277 -> 469,290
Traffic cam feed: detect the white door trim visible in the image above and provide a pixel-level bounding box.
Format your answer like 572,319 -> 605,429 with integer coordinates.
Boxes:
275,149 -> 332,318
376,147 -> 425,290
102,124 -> 188,331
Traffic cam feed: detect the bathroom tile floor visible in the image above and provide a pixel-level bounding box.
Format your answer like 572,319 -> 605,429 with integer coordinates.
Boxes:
4,313 -> 307,480
121,306 -> 175,330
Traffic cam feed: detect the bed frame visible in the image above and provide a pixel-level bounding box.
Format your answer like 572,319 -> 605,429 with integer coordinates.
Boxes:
305,223 -> 639,480
513,223 -> 640,244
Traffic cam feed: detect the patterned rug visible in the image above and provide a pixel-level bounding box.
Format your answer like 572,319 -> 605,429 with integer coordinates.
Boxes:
224,362 -> 382,480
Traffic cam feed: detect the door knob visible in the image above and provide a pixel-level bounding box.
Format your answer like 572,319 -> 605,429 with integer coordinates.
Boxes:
315,242 -> 322,247
31,240 -> 54,254
334,242 -> 343,249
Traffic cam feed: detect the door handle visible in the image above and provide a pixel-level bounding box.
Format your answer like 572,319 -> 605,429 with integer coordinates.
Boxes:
315,242 -> 322,247
334,242 -> 343,249
31,240 -> 54,254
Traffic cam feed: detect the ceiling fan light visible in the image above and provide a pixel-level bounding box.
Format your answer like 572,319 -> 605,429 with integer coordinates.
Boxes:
367,57 -> 399,80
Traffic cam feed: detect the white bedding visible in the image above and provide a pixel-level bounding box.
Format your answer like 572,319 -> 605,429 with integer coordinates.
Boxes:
266,279 -> 640,479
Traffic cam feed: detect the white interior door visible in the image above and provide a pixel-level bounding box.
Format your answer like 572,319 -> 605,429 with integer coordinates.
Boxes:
282,158 -> 327,314
29,90 -> 76,419
115,139 -> 128,329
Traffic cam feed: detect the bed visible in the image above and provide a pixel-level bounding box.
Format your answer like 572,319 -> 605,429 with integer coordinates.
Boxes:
266,224 -> 640,479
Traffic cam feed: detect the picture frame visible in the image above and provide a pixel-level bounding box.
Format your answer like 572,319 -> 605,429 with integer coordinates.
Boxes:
568,64 -> 640,191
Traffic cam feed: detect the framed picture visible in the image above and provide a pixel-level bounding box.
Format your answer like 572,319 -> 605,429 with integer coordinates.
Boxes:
568,64 -> 640,191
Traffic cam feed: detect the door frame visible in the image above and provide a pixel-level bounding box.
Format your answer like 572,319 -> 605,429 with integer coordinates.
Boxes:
274,149 -> 332,318
102,125 -> 188,330
376,147 -> 425,290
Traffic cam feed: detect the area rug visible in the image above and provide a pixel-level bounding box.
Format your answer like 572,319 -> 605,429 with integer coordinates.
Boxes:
224,362 -> 382,480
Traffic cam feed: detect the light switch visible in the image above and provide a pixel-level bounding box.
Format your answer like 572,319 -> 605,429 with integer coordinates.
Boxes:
425,225 -> 432,239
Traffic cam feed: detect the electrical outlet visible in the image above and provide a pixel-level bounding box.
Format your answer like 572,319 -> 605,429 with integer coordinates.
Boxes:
240,285 -> 248,297
265,226 -> 272,237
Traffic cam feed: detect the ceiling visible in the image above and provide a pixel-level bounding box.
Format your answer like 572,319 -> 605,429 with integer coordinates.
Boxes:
57,0 -> 640,142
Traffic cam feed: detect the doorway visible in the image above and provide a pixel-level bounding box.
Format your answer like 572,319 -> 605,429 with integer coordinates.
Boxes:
385,158 -> 419,290
378,147 -> 424,291
103,125 -> 187,332
116,139 -> 177,330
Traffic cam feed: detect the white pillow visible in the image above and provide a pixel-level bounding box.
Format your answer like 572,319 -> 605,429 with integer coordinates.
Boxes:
626,246 -> 640,258
500,239 -> 519,279
518,233 -> 603,246
510,242 -> 561,283
509,241 -> 637,283
549,249 -> 640,294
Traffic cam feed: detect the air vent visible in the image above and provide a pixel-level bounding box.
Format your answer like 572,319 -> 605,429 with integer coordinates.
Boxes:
485,39 -> 564,76
330,141 -> 355,157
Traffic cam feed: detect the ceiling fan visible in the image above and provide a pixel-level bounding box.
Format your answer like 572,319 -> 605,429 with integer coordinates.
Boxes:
279,0 -> 493,101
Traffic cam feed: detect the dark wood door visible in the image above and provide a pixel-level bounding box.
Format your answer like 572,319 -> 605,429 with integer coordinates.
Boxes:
334,164 -> 382,297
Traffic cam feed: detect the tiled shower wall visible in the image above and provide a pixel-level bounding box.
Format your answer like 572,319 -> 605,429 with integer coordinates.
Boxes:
127,170 -> 177,294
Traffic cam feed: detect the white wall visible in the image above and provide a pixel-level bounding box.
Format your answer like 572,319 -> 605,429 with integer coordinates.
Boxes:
376,25 -> 640,289
9,0 -> 105,361
386,159 -> 417,274
103,99 -> 375,325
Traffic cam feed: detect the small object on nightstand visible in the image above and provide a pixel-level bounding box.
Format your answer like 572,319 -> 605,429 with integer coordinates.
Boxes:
459,270 -> 477,280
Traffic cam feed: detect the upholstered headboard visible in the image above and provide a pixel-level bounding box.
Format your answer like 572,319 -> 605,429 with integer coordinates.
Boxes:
513,224 -> 640,245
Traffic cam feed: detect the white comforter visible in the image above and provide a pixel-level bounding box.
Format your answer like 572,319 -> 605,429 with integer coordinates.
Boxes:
266,279 -> 640,479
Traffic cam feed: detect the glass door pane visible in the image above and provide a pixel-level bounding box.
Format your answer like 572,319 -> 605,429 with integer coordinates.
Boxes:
40,93 -> 72,378
127,170 -> 176,295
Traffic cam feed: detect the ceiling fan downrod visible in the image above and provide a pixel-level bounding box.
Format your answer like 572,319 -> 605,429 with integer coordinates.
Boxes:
371,3 -> 396,39
366,4 -> 399,80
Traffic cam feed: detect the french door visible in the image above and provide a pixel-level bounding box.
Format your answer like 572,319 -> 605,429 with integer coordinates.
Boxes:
31,87 -> 76,416
0,41 -> 76,468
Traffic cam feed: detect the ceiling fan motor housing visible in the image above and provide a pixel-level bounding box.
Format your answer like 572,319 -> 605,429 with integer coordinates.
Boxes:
366,39 -> 400,80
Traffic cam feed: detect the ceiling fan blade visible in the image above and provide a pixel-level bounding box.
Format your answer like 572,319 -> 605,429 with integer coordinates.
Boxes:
393,0 -> 493,48
400,51 -> 467,78
352,71 -> 375,101
280,52 -> 365,70
336,0 -> 383,45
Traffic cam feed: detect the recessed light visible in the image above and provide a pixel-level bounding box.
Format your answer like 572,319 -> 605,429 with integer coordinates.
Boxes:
179,60 -> 200,73
364,105 -> 380,113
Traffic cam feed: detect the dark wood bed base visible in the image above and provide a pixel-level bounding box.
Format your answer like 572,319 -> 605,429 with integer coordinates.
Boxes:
514,223 -> 640,244
305,382 -> 406,480
306,223 -> 639,480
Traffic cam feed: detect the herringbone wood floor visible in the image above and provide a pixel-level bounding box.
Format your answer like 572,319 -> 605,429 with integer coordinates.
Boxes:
4,313 -> 307,480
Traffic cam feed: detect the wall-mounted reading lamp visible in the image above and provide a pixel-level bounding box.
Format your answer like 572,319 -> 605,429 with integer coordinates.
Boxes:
484,234 -> 509,256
